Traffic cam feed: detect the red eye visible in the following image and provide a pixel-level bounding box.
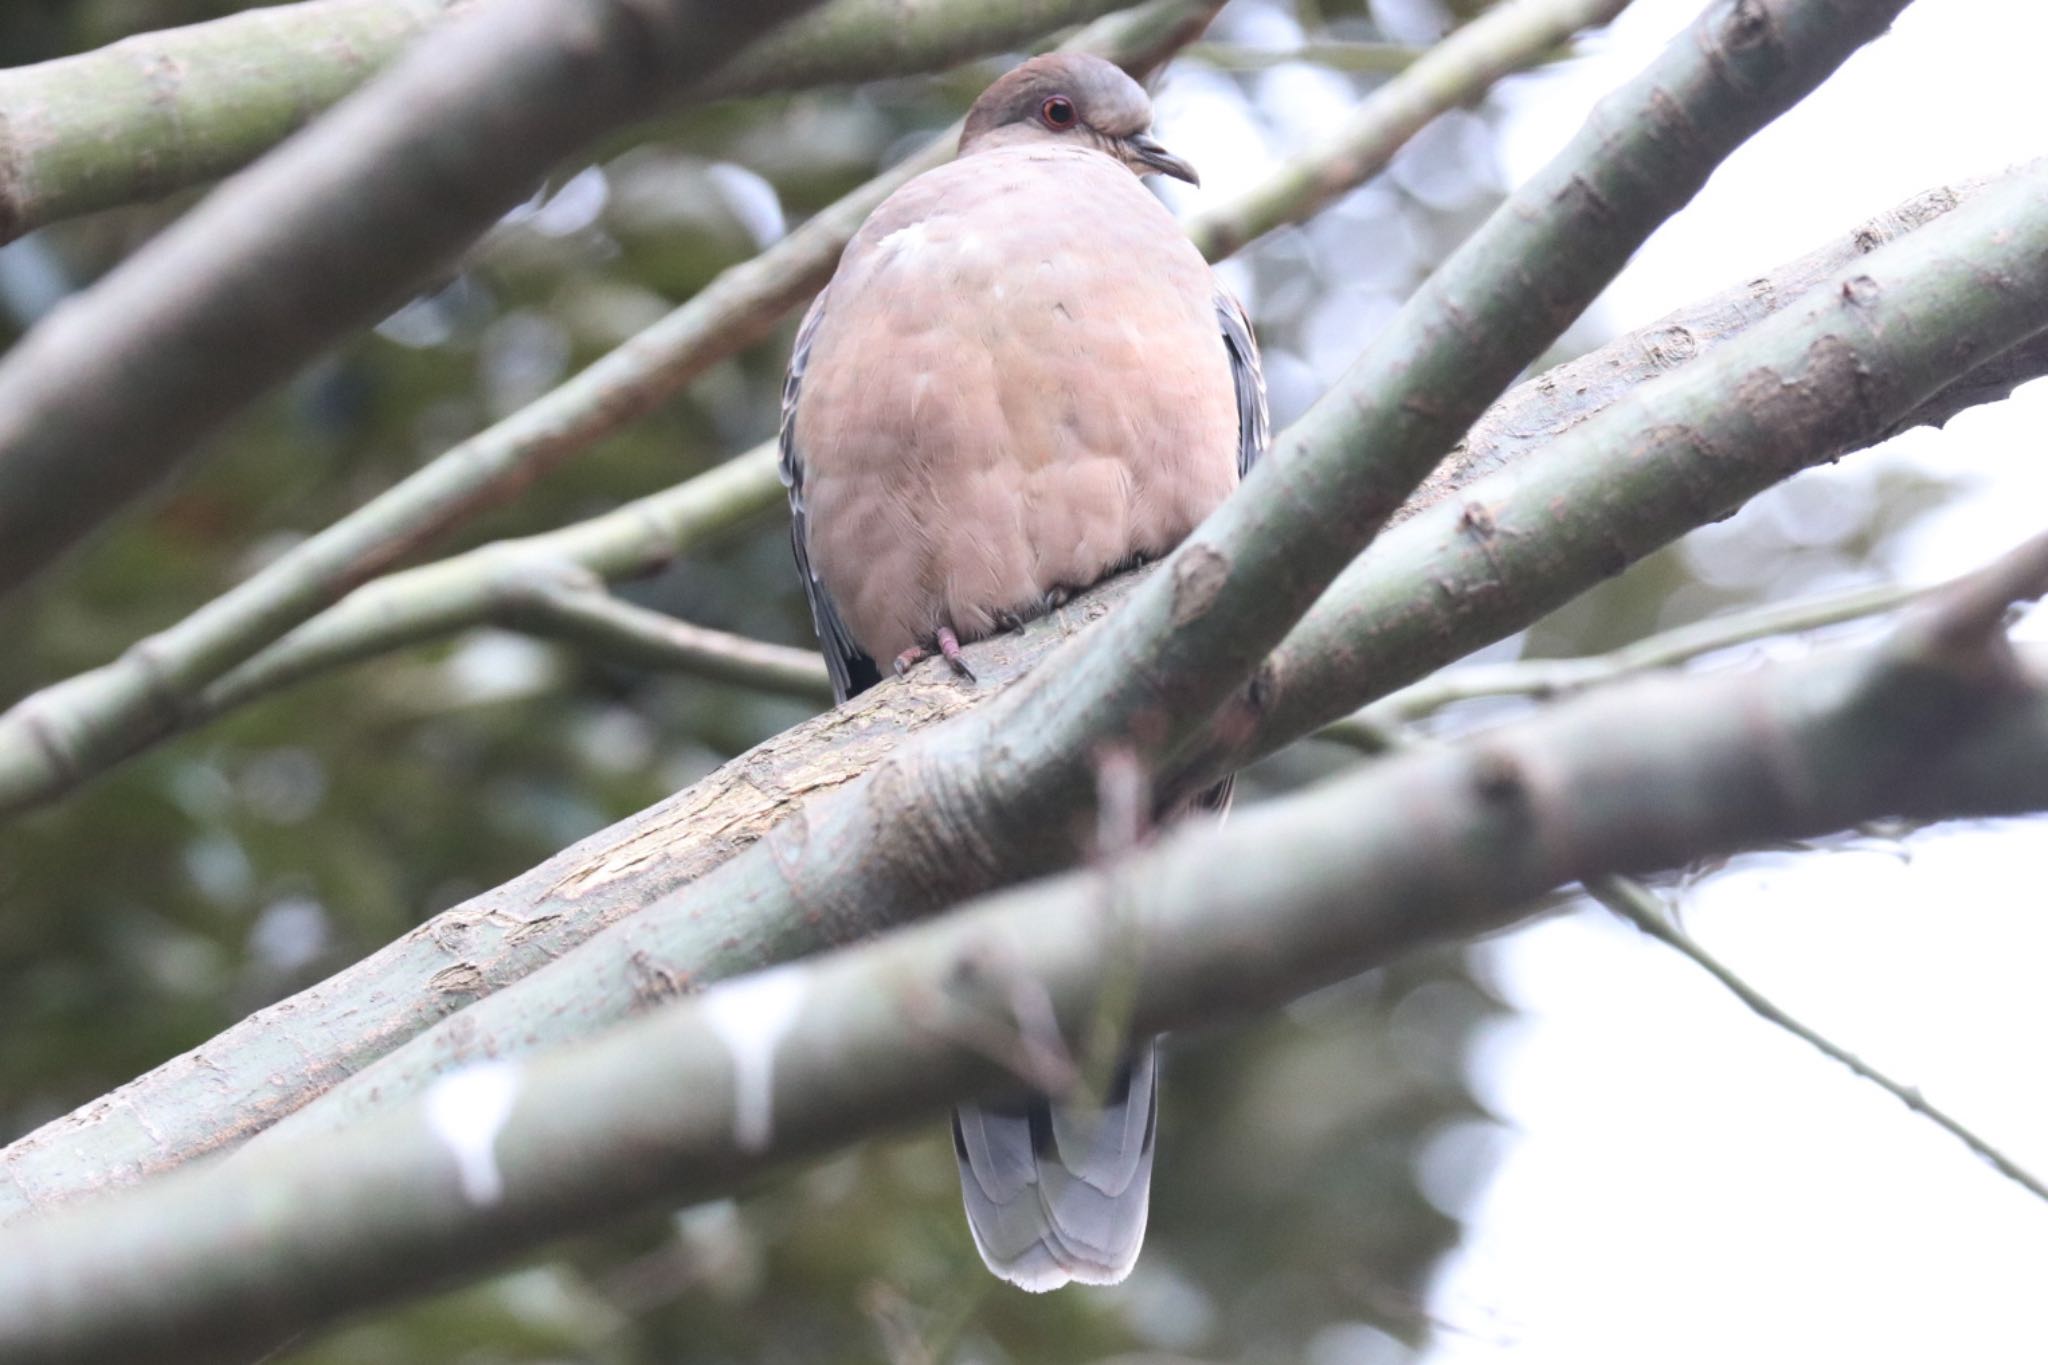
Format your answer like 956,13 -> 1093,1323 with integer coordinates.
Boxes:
1039,95 -> 1077,131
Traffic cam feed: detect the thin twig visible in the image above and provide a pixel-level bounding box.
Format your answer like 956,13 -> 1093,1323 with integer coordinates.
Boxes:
1182,39 -> 1431,72
503,577 -> 833,703
1320,577 -> 1927,746
1585,874 -> 2048,1207
1324,530 -> 2048,1212
1187,0 -> 1633,260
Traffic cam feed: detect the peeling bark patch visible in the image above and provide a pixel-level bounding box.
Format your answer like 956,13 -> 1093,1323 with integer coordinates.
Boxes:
1643,324 -> 1698,370
1720,0 -> 1774,53
428,962 -> 486,996
424,1062 -> 520,1206
1170,546 -> 1229,628
628,950 -> 685,1004
1840,275 -> 1881,308
701,966 -> 809,1154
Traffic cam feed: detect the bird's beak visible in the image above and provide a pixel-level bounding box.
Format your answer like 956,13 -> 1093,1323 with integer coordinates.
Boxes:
1125,133 -> 1199,186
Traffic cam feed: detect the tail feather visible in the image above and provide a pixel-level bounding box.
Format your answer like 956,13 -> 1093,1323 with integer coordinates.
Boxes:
952,1042 -> 1159,1292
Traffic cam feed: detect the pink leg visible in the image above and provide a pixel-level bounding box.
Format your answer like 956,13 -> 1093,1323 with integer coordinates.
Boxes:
936,626 -> 976,683
893,628 -> 977,683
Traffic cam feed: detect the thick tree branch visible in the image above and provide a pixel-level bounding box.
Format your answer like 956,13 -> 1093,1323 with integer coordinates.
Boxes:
0,0 -> 822,591
6,567 -> 2048,1361
0,0 -> 476,245
0,0 -> 1161,245
1316,602 -> 2048,1210
0,0 -> 1599,821
252,0 -> 1919,1145
10,127 -> 2039,1221
1217,156 -> 2048,773
1404,169 -> 2027,517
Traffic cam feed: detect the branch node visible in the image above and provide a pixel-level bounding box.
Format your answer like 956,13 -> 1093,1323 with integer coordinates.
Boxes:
1897,529 -> 2048,681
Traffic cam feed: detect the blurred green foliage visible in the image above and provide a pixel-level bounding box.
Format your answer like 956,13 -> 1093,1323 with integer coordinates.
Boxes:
0,0 -> 1960,1360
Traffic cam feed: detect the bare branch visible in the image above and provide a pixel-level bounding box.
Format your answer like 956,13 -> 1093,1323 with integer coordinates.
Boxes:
1321,525 -> 2048,1215
0,0 -> 1595,820
1406,167 -> 2037,517
193,443 -> 789,715
1322,577 -> 1928,742
1228,160 -> 2048,771
7,617 -> 2048,1361
502,574 -> 833,703
252,0 -> 1920,1148
0,0 -> 1167,245
1587,874 -> 2048,1207
0,0 -> 840,596
0,0 -> 476,245
8,127 -> 2039,1222
1187,0 -> 1632,261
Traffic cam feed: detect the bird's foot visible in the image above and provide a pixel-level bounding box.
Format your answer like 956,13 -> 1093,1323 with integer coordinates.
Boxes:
936,626 -> 976,682
893,628 -> 977,684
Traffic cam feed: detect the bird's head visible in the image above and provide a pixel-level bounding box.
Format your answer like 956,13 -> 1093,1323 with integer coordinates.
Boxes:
959,52 -> 1198,186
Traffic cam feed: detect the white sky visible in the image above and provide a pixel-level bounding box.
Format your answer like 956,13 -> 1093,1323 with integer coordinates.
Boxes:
1422,2 -> 2048,1361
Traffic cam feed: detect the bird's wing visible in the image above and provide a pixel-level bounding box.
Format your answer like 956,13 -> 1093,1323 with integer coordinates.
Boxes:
1216,286 -> 1269,479
779,287 -> 882,702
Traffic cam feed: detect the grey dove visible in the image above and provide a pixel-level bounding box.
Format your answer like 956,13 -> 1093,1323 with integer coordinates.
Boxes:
779,51 -> 1267,1291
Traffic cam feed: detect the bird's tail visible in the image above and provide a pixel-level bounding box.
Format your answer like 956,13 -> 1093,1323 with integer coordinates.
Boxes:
951,1041 -> 1159,1292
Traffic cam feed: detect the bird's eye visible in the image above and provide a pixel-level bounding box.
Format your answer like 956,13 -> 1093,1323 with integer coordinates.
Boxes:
1039,95 -> 1077,131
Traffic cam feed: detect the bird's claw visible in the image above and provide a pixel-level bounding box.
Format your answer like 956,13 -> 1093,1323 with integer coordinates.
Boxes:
893,628 -> 977,684
937,626 -> 976,683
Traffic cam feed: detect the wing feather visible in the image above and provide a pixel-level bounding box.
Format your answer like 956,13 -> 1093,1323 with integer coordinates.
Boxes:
779,288 -> 882,702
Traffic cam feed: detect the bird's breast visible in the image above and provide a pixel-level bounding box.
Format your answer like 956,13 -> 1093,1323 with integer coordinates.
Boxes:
794,150 -> 1242,665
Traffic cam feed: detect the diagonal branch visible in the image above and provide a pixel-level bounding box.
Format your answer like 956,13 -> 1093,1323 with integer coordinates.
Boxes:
1586,874 -> 2048,1206
5,558 -> 2048,1362
1186,0 -> 1628,261
250,0 -> 1925,1146
12,126 -> 2044,1221
1324,576 -> 1928,741
500,574 -> 833,702
0,0 -> 478,245
0,0 -> 1610,821
0,0 -> 1182,245
1313,569 -> 2048,1212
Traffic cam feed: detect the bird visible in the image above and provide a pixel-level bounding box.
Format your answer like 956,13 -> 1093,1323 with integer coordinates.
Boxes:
778,51 -> 1267,1291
